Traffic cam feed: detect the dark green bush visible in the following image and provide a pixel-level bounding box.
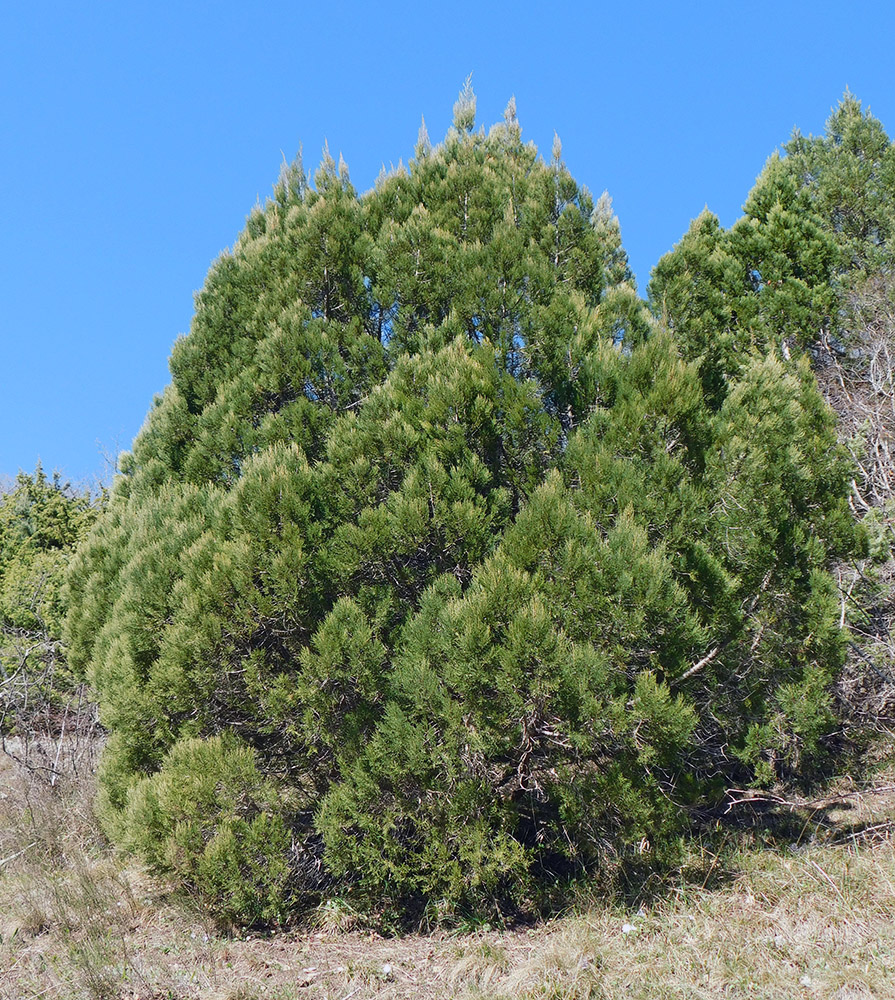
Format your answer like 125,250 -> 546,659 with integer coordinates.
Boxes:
66,90 -> 859,923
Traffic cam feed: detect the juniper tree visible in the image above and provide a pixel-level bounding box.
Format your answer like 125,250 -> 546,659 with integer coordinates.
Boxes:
649,158 -> 839,410
786,92 -> 895,280
0,467 -> 99,754
781,96 -> 895,720
782,96 -> 895,510
67,88 -> 854,922
651,92 -> 895,396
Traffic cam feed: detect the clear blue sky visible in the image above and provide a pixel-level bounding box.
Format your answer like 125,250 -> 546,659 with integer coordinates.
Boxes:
3,1 -> 894,486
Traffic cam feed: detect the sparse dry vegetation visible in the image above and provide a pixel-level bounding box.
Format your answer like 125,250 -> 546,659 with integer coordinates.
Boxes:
2,741 -> 893,999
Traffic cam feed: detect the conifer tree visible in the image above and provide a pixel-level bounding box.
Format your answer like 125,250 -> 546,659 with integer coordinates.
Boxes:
1,467 -> 99,741
649,158 -> 839,407
786,92 -> 895,279
66,88 -> 855,923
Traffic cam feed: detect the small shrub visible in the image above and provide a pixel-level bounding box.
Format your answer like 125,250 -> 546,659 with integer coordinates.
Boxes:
117,736 -> 292,926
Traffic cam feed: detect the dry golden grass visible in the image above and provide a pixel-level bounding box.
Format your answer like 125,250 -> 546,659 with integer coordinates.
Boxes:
2,744 -> 893,1000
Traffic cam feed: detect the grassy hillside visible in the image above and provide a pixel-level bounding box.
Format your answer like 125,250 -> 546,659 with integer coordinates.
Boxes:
2,742 -> 893,999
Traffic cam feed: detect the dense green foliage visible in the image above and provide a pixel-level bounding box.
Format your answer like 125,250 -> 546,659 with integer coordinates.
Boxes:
786,92 -> 895,281
649,93 -> 895,394
0,467 -> 99,733
66,90 -> 864,923
649,94 -> 895,728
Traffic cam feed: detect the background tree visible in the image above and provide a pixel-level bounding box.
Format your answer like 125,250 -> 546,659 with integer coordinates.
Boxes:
651,92 -> 895,732
786,91 -> 895,281
783,97 -> 895,724
0,466 -> 100,780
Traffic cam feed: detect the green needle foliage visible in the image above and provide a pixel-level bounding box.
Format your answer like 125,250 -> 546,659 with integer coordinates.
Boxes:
1,466 -> 100,736
67,88 -> 856,924
786,91 -> 895,281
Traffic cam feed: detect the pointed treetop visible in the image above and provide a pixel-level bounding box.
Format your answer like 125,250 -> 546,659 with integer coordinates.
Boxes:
274,147 -> 306,205
338,152 -> 350,184
415,116 -> 432,159
502,96 -> 521,143
453,75 -> 477,133
315,140 -> 339,190
552,131 -> 563,164
504,95 -> 517,127
826,89 -> 889,157
591,190 -> 616,225
835,85 -> 859,116
321,139 -> 336,175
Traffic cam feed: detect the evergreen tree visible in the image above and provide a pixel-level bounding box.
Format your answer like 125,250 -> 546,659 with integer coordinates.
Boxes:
786,92 -> 895,279
649,157 -> 838,408
0,467 -> 99,740
66,88 -> 855,923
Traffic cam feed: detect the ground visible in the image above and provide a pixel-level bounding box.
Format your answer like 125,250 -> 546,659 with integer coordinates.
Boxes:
1,742 -> 893,1000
